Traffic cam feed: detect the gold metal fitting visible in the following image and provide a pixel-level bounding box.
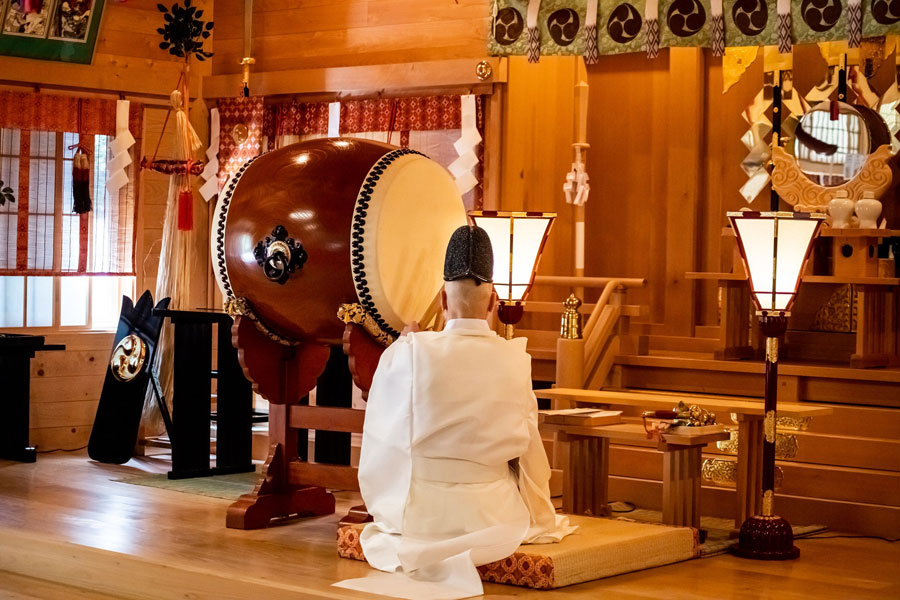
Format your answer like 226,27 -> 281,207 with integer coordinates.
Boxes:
762,489 -> 775,516
560,293 -> 583,339
764,410 -> 776,443
475,60 -> 493,81
766,337 -> 779,363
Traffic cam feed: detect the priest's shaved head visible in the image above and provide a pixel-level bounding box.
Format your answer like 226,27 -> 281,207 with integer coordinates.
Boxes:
442,278 -> 496,320
341,224 -> 575,599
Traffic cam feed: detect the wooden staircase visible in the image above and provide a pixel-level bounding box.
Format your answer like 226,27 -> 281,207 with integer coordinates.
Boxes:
522,276 -> 900,538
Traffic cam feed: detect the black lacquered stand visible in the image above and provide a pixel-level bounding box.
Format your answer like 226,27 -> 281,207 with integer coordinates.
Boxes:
731,314 -> 799,560
154,309 -> 256,479
0,334 -> 65,462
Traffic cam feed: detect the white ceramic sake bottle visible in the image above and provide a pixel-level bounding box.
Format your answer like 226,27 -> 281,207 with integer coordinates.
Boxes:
827,190 -> 854,228
855,191 -> 882,229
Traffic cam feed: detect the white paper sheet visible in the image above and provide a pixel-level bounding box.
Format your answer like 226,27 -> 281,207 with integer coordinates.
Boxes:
328,101 -> 341,138
199,108 -> 221,202
105,100 -> 135,197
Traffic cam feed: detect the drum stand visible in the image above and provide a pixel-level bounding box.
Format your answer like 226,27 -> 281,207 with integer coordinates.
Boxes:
226,316 -> 385,529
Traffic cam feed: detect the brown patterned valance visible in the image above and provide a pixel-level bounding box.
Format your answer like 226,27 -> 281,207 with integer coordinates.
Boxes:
0,91 -> 141,136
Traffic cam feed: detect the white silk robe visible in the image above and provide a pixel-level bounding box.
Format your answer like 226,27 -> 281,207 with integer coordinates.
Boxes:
334,318 -> 575,599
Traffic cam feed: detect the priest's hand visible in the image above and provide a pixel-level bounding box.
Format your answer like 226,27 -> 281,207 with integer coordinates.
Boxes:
401,321 -> 421,336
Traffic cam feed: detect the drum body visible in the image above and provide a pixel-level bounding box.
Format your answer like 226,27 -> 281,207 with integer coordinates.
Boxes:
213,138 -> 466,344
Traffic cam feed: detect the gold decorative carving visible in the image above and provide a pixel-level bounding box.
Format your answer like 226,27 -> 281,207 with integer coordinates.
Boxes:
337,303 -> 396,347
702,458 -> 783,489
777,416 -> 812,432
812,284 -> 857,333
717,428 -> 739,454
109,334 -> 147,382
764,410 -> 776,443
224,296 -> 300,347
762,489 -> 775,516
716,428 -> 798,459
776,433 -> 799,459
772,145 -> 894,212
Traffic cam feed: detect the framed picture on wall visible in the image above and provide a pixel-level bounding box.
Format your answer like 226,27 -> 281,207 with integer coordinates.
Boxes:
0,0 -> 105,63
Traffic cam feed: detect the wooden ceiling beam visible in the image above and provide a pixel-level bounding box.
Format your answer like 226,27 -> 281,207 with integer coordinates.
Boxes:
202,57 -> 507,99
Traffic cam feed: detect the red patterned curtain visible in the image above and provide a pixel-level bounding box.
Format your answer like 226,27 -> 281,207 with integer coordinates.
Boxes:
0,92 -> 141,276
222,94 -> 486,207
265,95 -> 484,138
217,97 -> 266,189
340,95 -> 483,133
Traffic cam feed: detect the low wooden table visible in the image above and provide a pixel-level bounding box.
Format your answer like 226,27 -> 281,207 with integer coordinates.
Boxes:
0,334 -> 65,462
543,421 -> 728,529
537,388 -> 833,529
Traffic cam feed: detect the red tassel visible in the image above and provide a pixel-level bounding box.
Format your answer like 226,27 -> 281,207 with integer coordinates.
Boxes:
830,99 -> 840,121
177,189 -> 193,231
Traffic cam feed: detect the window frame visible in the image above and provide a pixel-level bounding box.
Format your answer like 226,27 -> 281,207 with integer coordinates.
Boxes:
0,127 -> 137,333
0,274 -> 135,333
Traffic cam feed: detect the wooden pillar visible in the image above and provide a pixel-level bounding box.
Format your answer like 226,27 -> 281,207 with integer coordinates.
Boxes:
562,434 -> 609,517
664,48 -> 705,336
717,280 -> 755,360
853,286 -> 900,368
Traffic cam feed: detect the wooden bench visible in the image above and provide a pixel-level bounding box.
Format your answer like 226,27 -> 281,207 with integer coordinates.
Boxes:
536,388 -> 833,529
541,421 -> 728,529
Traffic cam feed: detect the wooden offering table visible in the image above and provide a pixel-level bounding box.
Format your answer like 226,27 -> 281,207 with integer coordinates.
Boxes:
0,334 -> 65,462
537,388 -> 833,530
542,421 -> 728,529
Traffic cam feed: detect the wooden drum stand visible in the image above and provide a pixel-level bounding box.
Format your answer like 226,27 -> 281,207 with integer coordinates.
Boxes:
226,317 -> 384,529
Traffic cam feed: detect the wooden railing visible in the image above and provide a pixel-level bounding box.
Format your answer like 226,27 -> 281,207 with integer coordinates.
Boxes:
527,276 -> 646,394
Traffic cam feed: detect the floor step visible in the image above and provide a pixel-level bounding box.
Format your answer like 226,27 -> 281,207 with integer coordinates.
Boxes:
608,476 -> 900,538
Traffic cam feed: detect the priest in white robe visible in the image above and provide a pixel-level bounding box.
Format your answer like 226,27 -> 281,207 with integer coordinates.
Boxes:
335,225 -> 575,600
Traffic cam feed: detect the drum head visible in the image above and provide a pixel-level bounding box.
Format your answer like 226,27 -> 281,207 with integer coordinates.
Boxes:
351,150 -> 466,337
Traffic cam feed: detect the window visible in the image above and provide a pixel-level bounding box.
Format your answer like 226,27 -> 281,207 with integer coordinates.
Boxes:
0,127 -> 136,331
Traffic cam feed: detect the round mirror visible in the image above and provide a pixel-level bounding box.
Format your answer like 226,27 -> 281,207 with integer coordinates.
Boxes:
790,101 -> 890,187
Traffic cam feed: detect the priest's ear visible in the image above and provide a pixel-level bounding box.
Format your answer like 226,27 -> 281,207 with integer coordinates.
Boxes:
487,286 -> 498,314
440,286 -> 449,315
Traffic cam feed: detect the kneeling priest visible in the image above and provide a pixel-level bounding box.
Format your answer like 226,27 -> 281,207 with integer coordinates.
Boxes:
335,225 -> 575,600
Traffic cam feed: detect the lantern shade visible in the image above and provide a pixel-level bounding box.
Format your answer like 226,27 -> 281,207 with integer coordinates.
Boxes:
728,211 -> 824,313
469,211 -> 555,303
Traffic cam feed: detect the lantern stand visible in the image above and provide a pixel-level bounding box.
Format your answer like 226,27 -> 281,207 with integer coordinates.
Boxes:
732,311 -> 797,559
727,210 -> 824,561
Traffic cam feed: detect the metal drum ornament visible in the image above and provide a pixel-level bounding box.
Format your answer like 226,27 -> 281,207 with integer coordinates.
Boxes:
212,138 -> 467,345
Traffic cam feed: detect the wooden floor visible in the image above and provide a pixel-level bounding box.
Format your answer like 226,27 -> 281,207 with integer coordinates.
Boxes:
0,452 -> 898,600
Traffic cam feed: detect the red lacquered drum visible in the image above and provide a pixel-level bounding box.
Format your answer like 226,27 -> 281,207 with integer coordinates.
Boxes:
212,138 -> 467,344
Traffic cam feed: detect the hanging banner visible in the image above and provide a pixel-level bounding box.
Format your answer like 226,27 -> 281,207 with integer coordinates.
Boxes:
863,0 -> 900,38
725,0 -> 778,48
792,0 -> 846,46
660,0 -> 711,49
598,0 -> 647,55
488,0 -> 900,58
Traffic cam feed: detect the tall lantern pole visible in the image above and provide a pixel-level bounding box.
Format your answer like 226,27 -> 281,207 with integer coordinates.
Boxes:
728,210 -> 824,560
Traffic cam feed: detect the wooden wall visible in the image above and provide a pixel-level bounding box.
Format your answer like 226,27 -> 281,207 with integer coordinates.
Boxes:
29,333 -> 112,450
212,0 -> 490,74
502,48 -> 895,336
